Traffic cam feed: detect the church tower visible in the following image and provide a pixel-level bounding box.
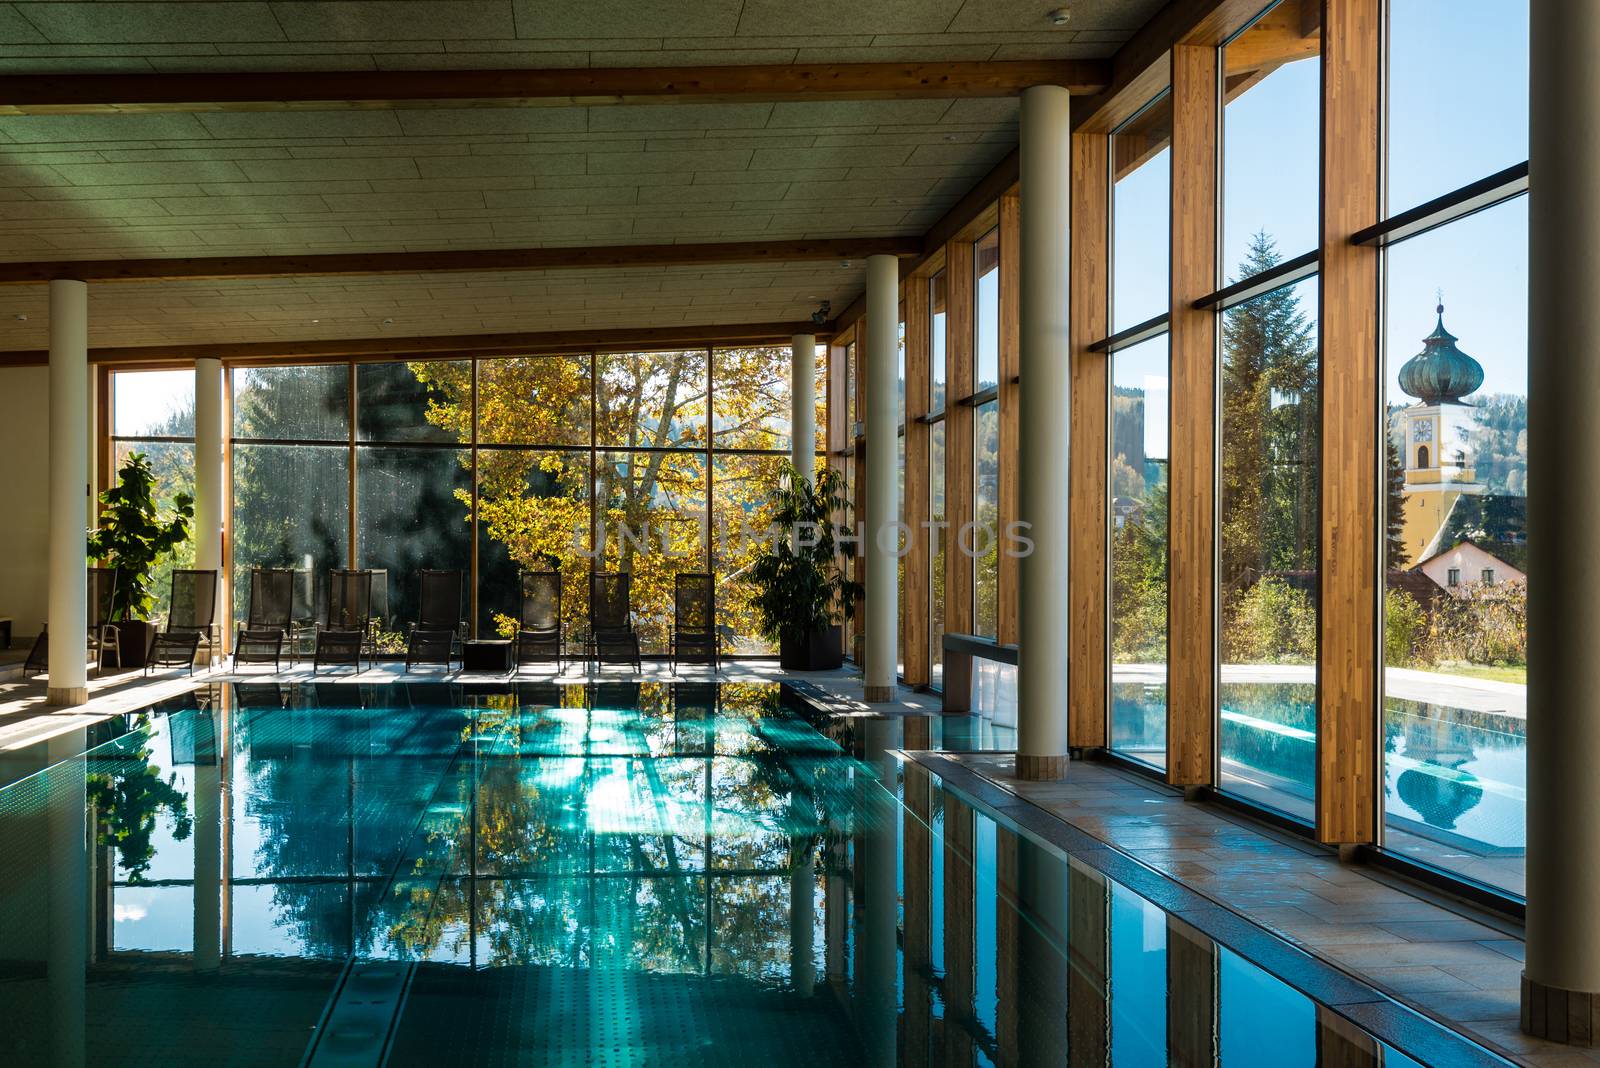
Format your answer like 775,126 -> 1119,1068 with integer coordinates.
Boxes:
1396,303 -> 1485,565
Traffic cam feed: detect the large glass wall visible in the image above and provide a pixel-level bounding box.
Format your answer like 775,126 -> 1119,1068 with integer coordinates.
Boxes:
1108,92 -> 1174,768
1379,0 -> 1529,897
973,227 -> 1001,639
1217,276 -> 1320,820
929,272 -> 948,686
109,370 -> 197,620
223,345 -> 811,655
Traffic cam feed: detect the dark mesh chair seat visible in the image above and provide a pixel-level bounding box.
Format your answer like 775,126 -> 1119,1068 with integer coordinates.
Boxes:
146,569 -> 219,676
316,569 -> 376,673
234,567 -> 294,671
515,570 -> 563,672
406,569 -> 464,671
88,566 -> 121,674
670,572 -> 718,673
589,571 -> 641,672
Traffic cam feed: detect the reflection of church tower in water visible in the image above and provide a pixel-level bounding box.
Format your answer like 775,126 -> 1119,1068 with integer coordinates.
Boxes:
1396,302 -> 1486,566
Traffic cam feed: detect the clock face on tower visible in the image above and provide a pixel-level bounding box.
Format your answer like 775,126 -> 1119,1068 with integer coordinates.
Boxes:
1412,419 -> 1434,444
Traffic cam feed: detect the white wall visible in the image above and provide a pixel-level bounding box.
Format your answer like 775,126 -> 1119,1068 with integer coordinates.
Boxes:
0,366 -> 51,641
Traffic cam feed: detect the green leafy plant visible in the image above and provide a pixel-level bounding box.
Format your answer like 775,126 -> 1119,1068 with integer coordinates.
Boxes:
87,452 -> 194,622
88,715 -> 193,883
747,462 -> 862,648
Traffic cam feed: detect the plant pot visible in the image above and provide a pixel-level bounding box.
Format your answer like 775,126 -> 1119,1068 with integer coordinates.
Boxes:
779,625 -> 843,671
105,620 -> 154,669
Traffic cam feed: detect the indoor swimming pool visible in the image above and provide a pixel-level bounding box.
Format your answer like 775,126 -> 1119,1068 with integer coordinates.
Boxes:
0,681 -> 1502,1066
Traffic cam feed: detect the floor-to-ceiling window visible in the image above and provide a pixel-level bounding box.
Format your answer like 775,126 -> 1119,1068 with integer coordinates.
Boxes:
1216,1 -> 1323,820
1108,92 -> 1173,769
109,369 -> 197,619
929,272 -> 948,687
221,344 -> 812,655
1378,0 -> 1529,897
972,228 -> 1001,639
897,307 -> 907,677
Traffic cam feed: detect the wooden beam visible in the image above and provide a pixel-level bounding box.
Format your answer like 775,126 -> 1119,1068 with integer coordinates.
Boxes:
0,320 -> 818,368
0,237 -> 921,286
0,61 -> 1111,115
1068,132 -> 1110,750
1316,0 -> 1380,846
1166,45 -> 1219,787
997,190 -> 1021,647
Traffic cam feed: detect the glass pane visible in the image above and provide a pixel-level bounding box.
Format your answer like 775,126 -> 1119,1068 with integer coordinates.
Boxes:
845,342 -> 857,431
357,361 -> 466,444
974,228 -> 1000,391
477,355 -> 591,447
1112,94 -> 1173,333
1382,197 -> 1527,896
973,399 -> 1000,639
814,341 -> 827,460
930,421 -> 945,684
113,370 -> 193,438
476,448 -> 591,639
930,271 -> 947,412
230,443 -> 348,626
111,440 -> 195,621
1108,882 -> 1167,1064
712,345 -> 789,452
232,364 -> 348,442
1388,0 -> 1528,215
712,453 -> 784,655
597,350 -> 708,450
1218,274 -> 1320,821
1222,0 -> 1323,275
356,446 -> 472,638
595,450 -> 707,654
1110,334 -> 1170,769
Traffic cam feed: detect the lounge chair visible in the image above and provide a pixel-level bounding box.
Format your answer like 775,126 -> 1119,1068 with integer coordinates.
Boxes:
146,569 -> 220,675
588,571 -> 641,673
88,566 -> 122,675
234,567 -> 294,672
406,568 -> 465,671
315,568 -> 374,673
670,571 -> 718,674
515,570 -> 563,672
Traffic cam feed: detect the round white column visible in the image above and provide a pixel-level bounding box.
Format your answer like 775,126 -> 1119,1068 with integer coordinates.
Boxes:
791,333 -> 817,480
1016,84 -> 1072,780
193,357 -> 224,660
47,279 -> 88,707
863,255 -> 900,702
1525,0 -> 1600,1041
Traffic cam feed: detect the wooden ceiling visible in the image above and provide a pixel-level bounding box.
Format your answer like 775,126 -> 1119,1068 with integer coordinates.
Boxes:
0,0 -> 1169,356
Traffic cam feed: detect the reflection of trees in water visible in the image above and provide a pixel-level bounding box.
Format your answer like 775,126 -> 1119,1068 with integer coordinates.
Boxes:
245,685 -> 846,974
88,713 -> 193,883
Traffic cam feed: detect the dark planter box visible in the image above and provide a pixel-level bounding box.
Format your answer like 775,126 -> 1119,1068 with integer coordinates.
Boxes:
105,619 -> 154,669
779,625 -> 843,671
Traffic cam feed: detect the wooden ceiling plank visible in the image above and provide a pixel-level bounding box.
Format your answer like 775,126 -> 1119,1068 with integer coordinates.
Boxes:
0,62 -> 1111,114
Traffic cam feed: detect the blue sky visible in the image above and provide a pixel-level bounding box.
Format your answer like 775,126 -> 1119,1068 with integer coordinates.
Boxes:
1113,0 -> 1530,436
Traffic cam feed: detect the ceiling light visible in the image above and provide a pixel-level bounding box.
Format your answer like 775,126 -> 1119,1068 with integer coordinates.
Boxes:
1046,6 -> 1071,26
839,261 -> 851,269
13,313 -> 25,321
311,318 -> 320,324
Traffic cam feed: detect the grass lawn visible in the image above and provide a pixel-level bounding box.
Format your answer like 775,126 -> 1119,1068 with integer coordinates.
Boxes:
1431,661 -> 1527,686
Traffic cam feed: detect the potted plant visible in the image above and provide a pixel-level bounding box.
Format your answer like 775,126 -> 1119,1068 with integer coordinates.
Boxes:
86,453 -> 193,668
748,462 -> 862,671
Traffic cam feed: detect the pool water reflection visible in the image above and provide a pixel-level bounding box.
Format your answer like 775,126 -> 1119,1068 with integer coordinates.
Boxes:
0,681 -> 1444,1065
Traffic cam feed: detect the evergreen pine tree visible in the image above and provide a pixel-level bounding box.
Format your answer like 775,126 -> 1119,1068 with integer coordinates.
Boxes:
1385,435 -> 1408,570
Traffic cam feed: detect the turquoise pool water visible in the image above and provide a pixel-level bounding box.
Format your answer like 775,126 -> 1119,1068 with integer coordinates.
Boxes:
1,681 -> 1455,1065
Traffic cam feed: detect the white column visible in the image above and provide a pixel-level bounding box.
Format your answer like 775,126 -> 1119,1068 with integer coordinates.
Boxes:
48,280 -> 88,707
1525,0 -> 1600,1040
863,255 -> 900,702
1016,84 -> 1072,780
790,333 -> 817,480
194,357 -> 223,659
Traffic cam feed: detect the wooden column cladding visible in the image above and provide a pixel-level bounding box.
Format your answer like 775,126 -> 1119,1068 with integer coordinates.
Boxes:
904,274 -> 933,686
1166,44 -> 1220,786
1069,130 -> 1111,749
997,191 -> 1022,647
944,238 -> 976,639
1316,0 -> 1379,845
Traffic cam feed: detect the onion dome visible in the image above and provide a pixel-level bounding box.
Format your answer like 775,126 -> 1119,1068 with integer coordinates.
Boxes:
1398,303 -> 1484,405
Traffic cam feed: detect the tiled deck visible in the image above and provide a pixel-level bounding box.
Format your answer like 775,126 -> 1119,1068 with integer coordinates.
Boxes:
0,661 -> 1561,1064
